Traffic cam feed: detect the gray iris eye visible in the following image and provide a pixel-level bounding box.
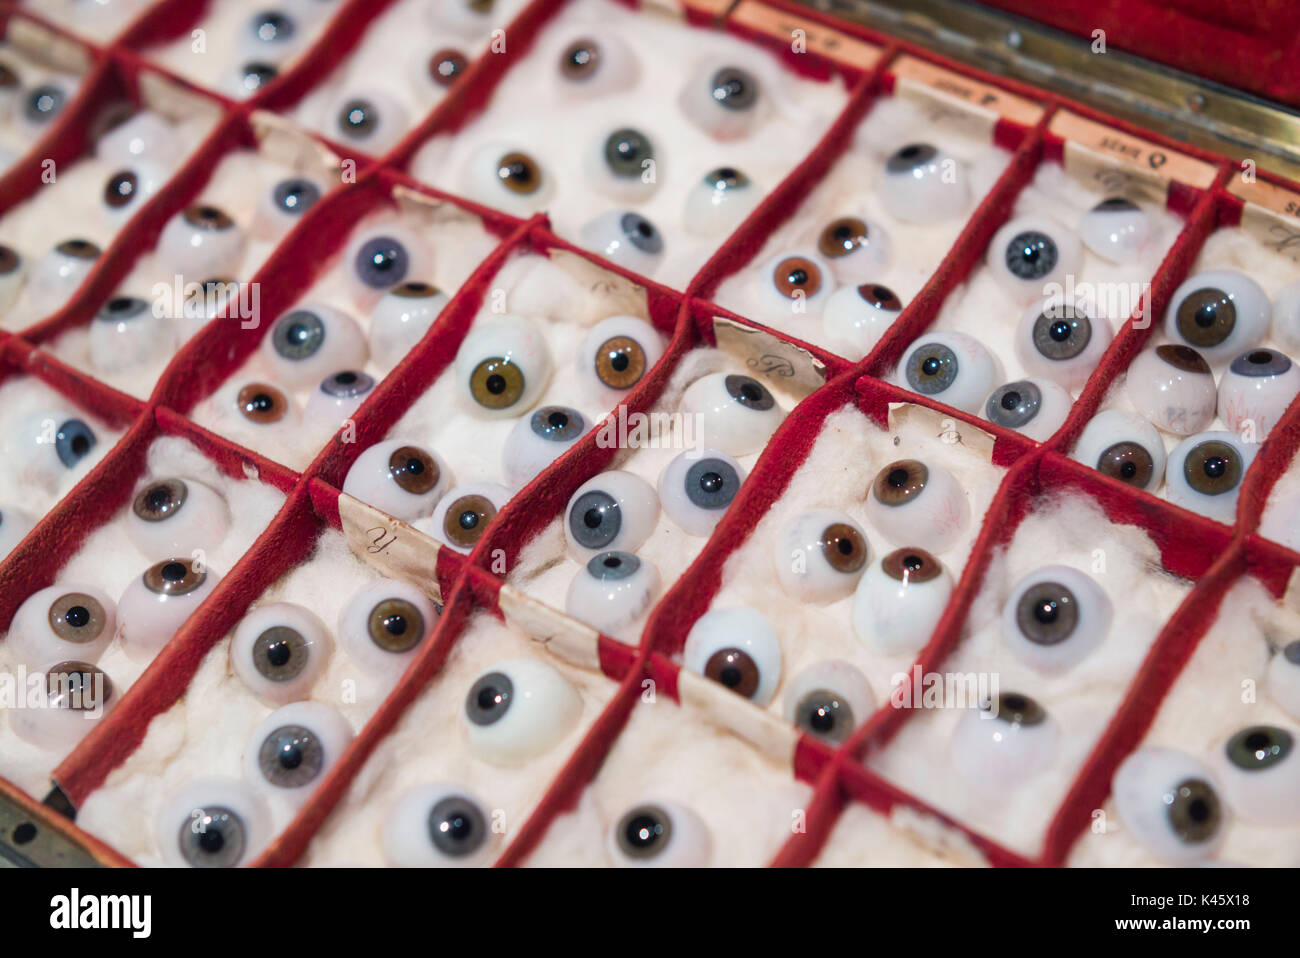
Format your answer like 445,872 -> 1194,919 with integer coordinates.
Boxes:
320,370 -> 374,399
252,626 -> 309,682
569,490 -> 620,549
355,236 -> 409,289
603,128 -> 653,178
724,374 -> 774,411
428,796 -> 488,857
709,67 -> 757,111
905,343 -> 958,395
530,406 -> 585,442
97,296 -> 149,322
273,310 -> 325,361
24,84 -> 65,123
795,688 -> 854,743
178,806 -> 246,868
272,178 -> 321,215
684,459 -> 739,510
886,142 -> 937,174
586,551 -> 639,581
1032,308 -> 1092,361
986,381 -> 1042,428
620,213 -> 662,254
257,723 -> 325,788
1005,231 -> 1059,280
1230,349 -> 1292,378
616,805 -> 672,859
1014,582 -> 1079,645
465,671 -> 513,726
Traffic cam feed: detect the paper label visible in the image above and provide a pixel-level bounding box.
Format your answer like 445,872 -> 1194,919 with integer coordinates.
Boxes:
338,493 -> 442,603
892,55 -> 1044,130
249,109 -> 342,182
498,585 -> 603,672
712,316 -> 829,400
677,669 -> 801,766
729,0 -> 882,70
1049,111 -> 1217,191
887,402 -> 996,461
1228,179 -> 1300,263
6,18 -> 91,74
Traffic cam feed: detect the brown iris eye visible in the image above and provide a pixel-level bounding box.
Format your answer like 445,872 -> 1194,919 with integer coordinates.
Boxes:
1182,440 -> 1242,495
1096,441 -> 1154,488
560,39 -> 600,80
469,357 -> 525,409
817,217 -> 870,259
133,478 -> 187,522
143,558 -> 206,596
443,494 -> 497,549
387,446 -> 439,495
858,284 -> 901,311
47,593 -> 107,644
183,205 -> 234,231
1175,287 -> 1236,347
0,62 -> 19,89
1167,778 -> 1222,843
881,547 -> 942,583
594,335 -> 646,389
429,49 -> 468,86
104,170 -> 138,208
0,245 -> 18,274
366,598 -> 425,653
496,152 -> 541,194
820,523 -> 867,573
871,459 -> 929,507
1155,343 -> 1210,373
703,647 -> 760,699
772,256 -> 822,300
57,239 -> 101,260
45,661 -> 112,712
986,691 -> 1046,726
236,383 -> 290,424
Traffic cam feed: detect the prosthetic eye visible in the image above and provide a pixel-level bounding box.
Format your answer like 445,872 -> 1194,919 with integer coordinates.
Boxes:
1125,345 -> 1217,436
564,470 -> 660,560
850,547 -> 952,656
1113,747 -> 1227,865
1164,270 -> 1270,365
1070,409 -> 1166,493
658,449 -> 747,537
462,658 -> 583,765
682,606 -> 781,706
865,459 -> 970,555
896,330 -> 1000,415
231,602 -> 333,706
564,550 -> 660,640
772,508 -> 870,604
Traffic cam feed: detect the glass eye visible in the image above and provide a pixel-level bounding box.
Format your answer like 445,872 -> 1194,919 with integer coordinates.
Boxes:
157,778 -> 271,868
784,659 -> 874,744
658,449 -> 747,537
230,381 -> 301,430
0,61 -> 18,122
1267,640 -> 1300,722
242,702 -> 354,806
178,277 -> 242,337
983,378 -> 1071,441
951,692 -> 1058,788
341,439 -> 451,522
239,9 -> 303,63
425,0 -> 495,37
608,801 -> 711,867
8,660 -> 116,750
28,239 -> 101,314
1217,348 -> 1300,438
304,369 -> 377,426
986,216 -> 1082,306
586,127 -> 657,202
157,205 -> 246,280
851,547 -> 952,656
337,578 -> 438,677
328,87 -> 409,155
254,175 -> 324,240
345,222 -> 431,308
1001,565 -> 1111,675
683,166 -> 758,238
117,558 -> 221,661
88,294 -> 175,375
564,470 -> 660,560
679,373 -> 783,457
4,410 -> 99,490
9,583 -> 116,670
425,481 -> 510,553
502,405 -> 588,489
1071,409 -> 1167,493
231,602 -> 333,706
223,61 -> 279,98
564,550 -> 660,640
461,658 -> 583,766
556,32 -> 638,97
772,508 -> 870,604
382,784 -> 500,867
1079,196 -> 1151,263
816,216 -> 891,283
464,143 -> 553,215
1164,431 -> 1256,523
368,281 -> 449,368
757,250 -> 836,321
95,110 -> 182,170
1113,747 -> 1227,864
1210,725 -> 1300,826
1015,296 -> 1113,392
101,160 -> 170,223
0,504 -> 35,559
1165,270 -> 1270,365
15,76 -> 76,138
896,330 -> 1000,415
261,303 -> 368,388
822,283 -> 904,359
1273,279 -> 1300,355
127,476 -> 230,561
579,210 -> 665,276
577,314 -> 666,408
879,143 -> 970,225
425,48 -> 469,89
0,244 -> 25,314
866,458 -> 970,555
1124,344 -> 1216,436
679,64 -> 764,141
682,605 -> 781,706
453,314 -> 553,418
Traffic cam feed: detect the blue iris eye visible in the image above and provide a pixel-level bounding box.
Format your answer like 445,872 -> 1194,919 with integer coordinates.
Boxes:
354,237 -> 409,289
54,419 -> 96,469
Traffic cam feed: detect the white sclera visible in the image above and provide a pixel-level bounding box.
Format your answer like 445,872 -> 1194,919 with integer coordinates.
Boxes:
1125,344 -> 1217,435
383,784 -> 500,867
260,302 -> 369,389
0,504 -> 36,558
341,439 -> 451,522
3,409 -> 99,491
565,550 -> 660,640
683,168 -> 758,237
1001,565 -> 1112,675
422,481 -> 511,554
337,578 -> 438,677
564,470 -> 660,560
865,459 -> 970,554
230,602 -> 333,706
304,369 -> 378,426
1272,279 -> 1300,354
1015,295 -> 1114,393
1078,197 -> 1152,263
679,372 -> 784,457
850,548 -> 952,656
96,110 -> 182,169
822,283 -> 904,360
578,210 -> 665,277
156,778 -> 271,868
772,508 -> 870,604
1164,430 -> 1257,523
327,86 -> 410,155
896,330 -> 1001,415
502,405 -> 588,490
464,143 -> 553,216
9,660 -> 116,750
117,560 -> 222,662
986,215 -> 1082,306
577,314 -> 665,409
607,800 -> 712,868
1210,725 -> 1300,826
878,143 -> 970,225
461,657 -> 583,766
0,246 -> 25,314
757,249 -> 836,322
126,476 -> 231,561
88,295 -> 176,374
983,378 -> 1072,442
156,205 -> 246,281
682,606 -> 782,706
252,174 -> 325,241
453,314 -> 553,418
8,583 -> 117,670
1266,641 -> 1300,722
678,62 -> 765,141
783,659 -> 874,744
241,701 -> 354,807
1113,747 -> 1228,865
101,159 -> 172,225
1217,348 -> 1300,438
27,240 -> 101,315
1071,409 -> 1167,493
951,695 -> 1059,789
658,448 -> 747,538
344,222 -> 433,309
1164,269 -> 1271,365
368,282 -> 449,369
554,30 -> 639,99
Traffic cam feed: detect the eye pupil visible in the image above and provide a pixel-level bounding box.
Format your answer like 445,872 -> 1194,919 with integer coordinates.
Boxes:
1004,693 -> 1026,712
836,538 -> 853,556
921,357 -> 941,375
64,605 -> 90,628
265,640 -> 291,667
548,411 -> 568,428
1034,600 -> 1059,624
1000,391 -> 1021,410
478,687 -> 503,709
383,614 -> 407,636
459,510 -> 480,530
278,743 -> 304,770
582,508 -> 603,530
1194,304 -> 1218,328
485,373 -> 507,395
1120,461 -> 1137,478
719,665 -> 743,688
888,468 -> 909,488
1248,350 -> 1272,365
1203,456 -> 1228,479
1050,321 -> 1071,341
787,268 -> 808,286
699,471 -> 723,494
1187,797 -> 1210,823
198,829 -> 226,854
161,562 -> 187,582
903,554 -> 924,571
609,350 -> 630,372
739,383 -> 762,403
603,555 -> 621,569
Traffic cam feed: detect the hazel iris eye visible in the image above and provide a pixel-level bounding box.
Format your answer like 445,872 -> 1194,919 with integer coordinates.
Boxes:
595,335 -> 646,389
496,152 -> 541,194
1167,778 -> 1222,844
1182,440 -> 1242,495
183,205 -> 234,231
1097,441 -> 1154,488
1225,725 -> 1292,771
252,626 -> 309,681
986,691 -> 1046,726
48,593 -> 107,643
133,478 -> 187,522
795,687 -> 854,742
773,256 -> 821,299
443,494 -> 497,549
387,445 -> 439,495
366,598 -> 425,653
818,217 -> 870,260
1176,288 -> 1236,347
616,805 -> 671,859
469,357 -> 525,409
1005,231 -> 1058,281
709,67 -> 757,110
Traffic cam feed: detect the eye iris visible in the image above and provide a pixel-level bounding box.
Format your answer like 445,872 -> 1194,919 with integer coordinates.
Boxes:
338,99 -> 378,138
705,166 -> 748,191
587,550 -> 640,581
1183,440 -> 1242,496
465,671 -> 514,726
143,558 -> 205,596
530,405 -> 585,442
429,49 -> 469,87
881,547 -> 941,583
45,661 -> 111,711
273,178 -> 321,215
817,217 -> 869,259
905,344 -> 958,395
820,523 -> 866,574
1175,288 -> 1236,347
871,459 -> 929,507
323,370 -> 375,399
859,284 -> 901,311
443,495 -> 496,549
1004,231 -> 1059,281
685,459 -> 739,510
724,374 -> 774,411
365,599 -> 425,653
496,152 -> 541,195
1231,348 -> 1291,378
1167,777 -> 1223,845
252,626 -> 308,681
773,257 -> 821,299
595,335 -> 647,389
1015,582 -> 1079,645
53,418 -> 96,468
703,648 -> 760,698
710,67 -> 757,111
986,381 -> 1042,428
355,236 -> 409,289
469,356 -> 526,409
1033,308 -> 1092,361
47,593 -> 106,643
604,128 -> 653,178
236,382 -> 288,424
987,691 -> 1046,726
1225,725 -> 1292,770
617,805 -> 672,859
387,445 -> 439,495
272,310 -> 326,361
620,213 -> 663,254
796,688 -> 854,742
178,807 -> 245,867
428,796 -> 487,857
1096,441 -> 1154,488
133,478 -> 187,522
569,490 -> 621,549
886,142 -> 937,174
104,170 -> 138,208
257,724 -> 324,789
